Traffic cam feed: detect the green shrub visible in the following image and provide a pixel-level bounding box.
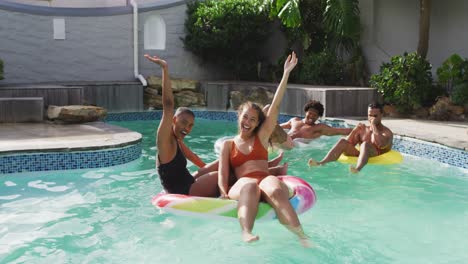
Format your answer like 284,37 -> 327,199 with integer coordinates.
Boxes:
0,59 -> 3,80
298,49 -> 344,85
451,83 -> 468,105
370,52 -> 440,113
184,0 -> 271,80
436,54 -> 468,105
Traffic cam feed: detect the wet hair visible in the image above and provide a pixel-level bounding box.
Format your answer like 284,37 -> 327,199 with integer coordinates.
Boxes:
368,103 -> 383,113
237,101 -> 265,134
175,107 -> 195,118
303,100 -> 324,116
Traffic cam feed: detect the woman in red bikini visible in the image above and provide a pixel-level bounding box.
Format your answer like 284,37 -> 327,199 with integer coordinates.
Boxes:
217,52 -> 310,246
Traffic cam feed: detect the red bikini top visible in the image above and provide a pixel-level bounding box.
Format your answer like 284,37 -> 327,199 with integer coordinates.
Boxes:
230,135 -> 268,168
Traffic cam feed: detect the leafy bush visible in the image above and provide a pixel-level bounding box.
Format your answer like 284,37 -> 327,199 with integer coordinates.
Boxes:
451,83 -> 468,105
0,59 -> 3,80
184,0 -> 271,80
436,54 -> 468,105
298,49 -> 344,85
370,52 -> 441,113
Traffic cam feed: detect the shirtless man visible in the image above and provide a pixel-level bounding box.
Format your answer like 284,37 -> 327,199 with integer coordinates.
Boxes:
146,54 -> 287,196
274,100 -> 352,149
308,103 -> 393,173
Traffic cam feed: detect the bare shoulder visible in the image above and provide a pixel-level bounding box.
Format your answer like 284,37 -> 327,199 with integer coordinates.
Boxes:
384,125 -> 394,135
221,139 -> 233,150
317,123 -> 332,128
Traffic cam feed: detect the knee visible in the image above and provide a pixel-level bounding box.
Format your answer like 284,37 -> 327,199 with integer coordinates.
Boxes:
336,138 -> 349,147
360,141 -> 371,151
263,186 -> 286,201
240,182 -> 260,197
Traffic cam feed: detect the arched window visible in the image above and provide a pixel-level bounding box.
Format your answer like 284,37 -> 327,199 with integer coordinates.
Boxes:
144,15 -> 166,50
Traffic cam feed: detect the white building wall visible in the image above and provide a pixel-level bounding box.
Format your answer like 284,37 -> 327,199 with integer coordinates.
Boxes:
360,0 -> 468,79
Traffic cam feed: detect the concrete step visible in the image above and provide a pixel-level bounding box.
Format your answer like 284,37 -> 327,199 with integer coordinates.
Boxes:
0,97 -> 44,122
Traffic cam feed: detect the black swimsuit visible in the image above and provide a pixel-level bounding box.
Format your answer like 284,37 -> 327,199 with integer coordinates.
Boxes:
157,143 -> 195,195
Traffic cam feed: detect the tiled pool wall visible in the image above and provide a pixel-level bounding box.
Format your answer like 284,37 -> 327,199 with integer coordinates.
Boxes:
0,111 -> 466,174
0,142 -> 142,174
107,111 -> 468,169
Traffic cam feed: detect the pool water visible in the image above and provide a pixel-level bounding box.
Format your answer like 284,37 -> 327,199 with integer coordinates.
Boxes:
1,119 -> 467,263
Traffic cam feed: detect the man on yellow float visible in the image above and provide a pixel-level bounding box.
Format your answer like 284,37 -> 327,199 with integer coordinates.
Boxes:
308,103 -> 394,173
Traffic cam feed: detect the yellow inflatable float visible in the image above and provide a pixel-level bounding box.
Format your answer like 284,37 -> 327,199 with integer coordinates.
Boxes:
338,149 -> 403,165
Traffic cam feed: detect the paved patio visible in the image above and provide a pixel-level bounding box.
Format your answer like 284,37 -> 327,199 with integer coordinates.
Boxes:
0,122 -> 142,154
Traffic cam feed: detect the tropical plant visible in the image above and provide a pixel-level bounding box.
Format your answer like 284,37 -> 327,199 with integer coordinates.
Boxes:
322,0 -> 361,53
184,0 -> 271,80
265,0 -> 365,86
265,0 -> 361,53
437,54 -> 468,105
370,52 -> 442,113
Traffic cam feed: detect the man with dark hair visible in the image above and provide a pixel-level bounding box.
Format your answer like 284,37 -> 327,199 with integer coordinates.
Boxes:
274,100 -> 352,149
308,103 -> 394,173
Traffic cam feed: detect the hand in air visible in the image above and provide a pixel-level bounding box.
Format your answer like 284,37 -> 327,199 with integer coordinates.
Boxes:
144,54 -> 167,68
283,51 -> 298,74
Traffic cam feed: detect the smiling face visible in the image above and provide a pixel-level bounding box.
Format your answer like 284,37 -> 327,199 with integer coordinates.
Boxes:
172,112 -> 194,140
238,106 -> 261,137
304,109 -> 320,125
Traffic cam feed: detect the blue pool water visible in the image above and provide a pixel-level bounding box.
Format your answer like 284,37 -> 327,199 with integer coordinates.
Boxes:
0,119 -> 467,263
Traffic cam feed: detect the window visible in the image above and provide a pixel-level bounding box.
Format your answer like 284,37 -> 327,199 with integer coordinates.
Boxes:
144,15 -> 166,50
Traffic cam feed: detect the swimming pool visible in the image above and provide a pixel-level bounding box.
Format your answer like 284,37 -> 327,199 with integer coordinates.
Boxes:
1,118 -> 467,263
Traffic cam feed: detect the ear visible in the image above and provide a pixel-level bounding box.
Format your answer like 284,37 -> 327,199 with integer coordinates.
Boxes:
172,116 -> 177,124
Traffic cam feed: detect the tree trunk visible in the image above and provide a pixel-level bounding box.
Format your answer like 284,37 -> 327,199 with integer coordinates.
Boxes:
417,0 -> 431,58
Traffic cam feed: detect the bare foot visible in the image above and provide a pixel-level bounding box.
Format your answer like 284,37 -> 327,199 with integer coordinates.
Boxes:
242,232 -> 259,243
308,159 -> 319,167
279,162 -> 289,175
299,237 -> 313,248
349,165 -> 360,173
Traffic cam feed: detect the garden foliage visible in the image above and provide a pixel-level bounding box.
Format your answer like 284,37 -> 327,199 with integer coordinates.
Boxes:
184,0 -> 271,80
370,52 -> 442,113
436,54 -> 468,105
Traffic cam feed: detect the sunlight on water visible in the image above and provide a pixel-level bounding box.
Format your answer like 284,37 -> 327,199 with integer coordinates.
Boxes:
0,119 -> 467,263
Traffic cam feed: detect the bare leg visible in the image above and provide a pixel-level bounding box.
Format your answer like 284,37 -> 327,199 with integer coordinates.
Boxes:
189,171 -> 219,197
308,138 -> 359,167
228,178 -> 261,242
259,176 -> 311,247
350,142 -> 377,173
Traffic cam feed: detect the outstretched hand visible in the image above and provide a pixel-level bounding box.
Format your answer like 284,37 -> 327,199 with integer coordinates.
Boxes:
283,51 -> 298,74
144,54 -> 167,68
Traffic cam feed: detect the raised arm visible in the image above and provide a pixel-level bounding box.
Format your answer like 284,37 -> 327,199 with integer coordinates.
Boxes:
145,54 -> 175,163
258,52 -> 298,141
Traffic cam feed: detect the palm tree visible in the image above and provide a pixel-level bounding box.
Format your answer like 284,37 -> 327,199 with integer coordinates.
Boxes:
265,0 -> 360,53
417,0 -> 431,58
